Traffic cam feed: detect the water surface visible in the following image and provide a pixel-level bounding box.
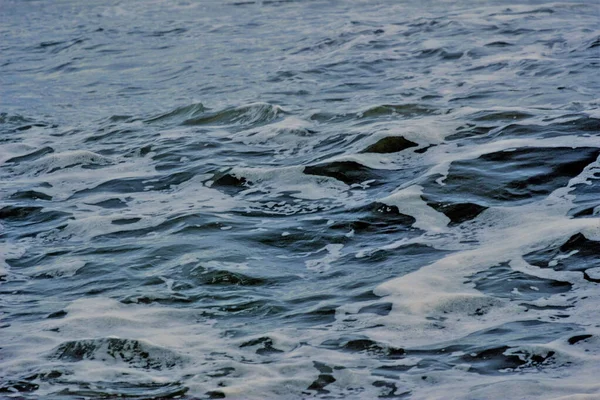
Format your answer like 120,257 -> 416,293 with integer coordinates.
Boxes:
2,0 -> 600,398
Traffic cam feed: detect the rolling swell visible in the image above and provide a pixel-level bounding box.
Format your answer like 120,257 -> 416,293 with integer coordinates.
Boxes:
1,0 -> 600,399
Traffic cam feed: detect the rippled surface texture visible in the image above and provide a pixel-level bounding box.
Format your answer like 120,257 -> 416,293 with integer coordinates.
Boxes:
2,0 -> 600,398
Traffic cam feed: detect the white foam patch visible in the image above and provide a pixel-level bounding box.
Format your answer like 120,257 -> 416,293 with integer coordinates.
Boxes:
403,369 -> 600,400
586,108 -> 600,119
4,154 -> 157,202
230,165 -> 354,201
585,267 -> 600,281
379,185 -> 450,233
4,292 -> 400,398
1,297 -> 326,398
233,116 -> 318,157
2,298 -> 203,395
317,151 -> 421,171
24,150 -> 113,174
305,244 -> 344,271
366,200 -> 599,345
337,141 -> 600,398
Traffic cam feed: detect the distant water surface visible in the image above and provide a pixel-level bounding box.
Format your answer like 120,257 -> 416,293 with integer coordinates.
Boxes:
1,0 -> 600,398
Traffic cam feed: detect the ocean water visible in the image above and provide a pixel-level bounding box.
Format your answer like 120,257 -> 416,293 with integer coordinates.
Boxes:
1,0 -> 600,398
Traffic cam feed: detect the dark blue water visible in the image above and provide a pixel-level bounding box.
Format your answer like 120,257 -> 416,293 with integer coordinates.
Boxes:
2,1 -> 600,399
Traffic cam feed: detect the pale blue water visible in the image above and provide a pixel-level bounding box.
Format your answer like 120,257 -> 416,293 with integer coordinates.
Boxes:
1,1 -> 600,399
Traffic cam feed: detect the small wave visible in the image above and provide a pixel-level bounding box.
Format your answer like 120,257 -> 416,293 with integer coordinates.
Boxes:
320,336 -> 405,358
25,150 -> 113,174
423,200 -> 488,226
587,36 -> 600,50
182,103 -> 284,127
470,262 -> 572,302
8,190 -> 53,201
191,269 -> 268,286
309,103 -> 440,124
360,135 -> 418,154
219,165 -> 351,200
304,160 -> 386,185
493,6 -> 555,16
0,113 -> 33,125
524,233 -> 600,283
469,109 -> 534,122
5,146 -> 54,164
359,103 -> 439,119
34,37 -> 86,55
149,27 -> 187,37
292,37 -> 346,55
423,146 -> 600,207
50,337 -> 186,370
239,336 -> 285,355
145,102 -> 205,124
416,47 -> 463,60
485,41 -> 514,47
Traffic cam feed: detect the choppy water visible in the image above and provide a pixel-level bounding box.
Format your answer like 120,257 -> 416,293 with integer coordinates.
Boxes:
1,0 -> 600,399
